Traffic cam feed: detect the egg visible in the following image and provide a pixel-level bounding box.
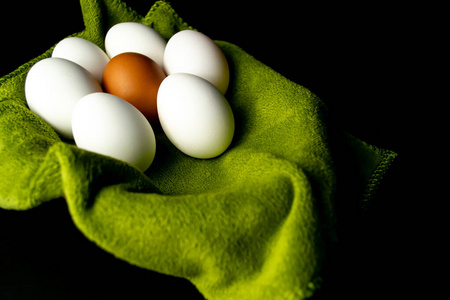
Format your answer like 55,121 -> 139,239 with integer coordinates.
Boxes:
102,52 -> 166,124
157,73 -> 234,159
105,22 -> 166,68
52,37 -> 110,84
164,30 -> 229,94
25,58 -> 103,139
72,92 -> 156,172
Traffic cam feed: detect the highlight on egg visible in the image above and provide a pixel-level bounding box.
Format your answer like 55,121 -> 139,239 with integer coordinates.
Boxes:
164,30 -> 230,94
72,92 -> 156,172
25,57 -> 103,139
52,37 -> 110,84
157,73 -> 234,159
105,22 -> 167,68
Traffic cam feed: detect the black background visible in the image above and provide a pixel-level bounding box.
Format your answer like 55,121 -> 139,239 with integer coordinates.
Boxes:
0,0 -> 435,299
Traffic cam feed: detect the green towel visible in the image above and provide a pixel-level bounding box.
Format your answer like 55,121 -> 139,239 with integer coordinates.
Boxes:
0,0 -> 397,299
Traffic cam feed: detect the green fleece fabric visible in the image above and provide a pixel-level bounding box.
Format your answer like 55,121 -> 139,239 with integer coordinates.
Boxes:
0,0 -> 397,299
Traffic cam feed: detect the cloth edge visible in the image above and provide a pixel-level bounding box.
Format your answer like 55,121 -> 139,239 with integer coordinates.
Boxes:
360,146 -> 397,212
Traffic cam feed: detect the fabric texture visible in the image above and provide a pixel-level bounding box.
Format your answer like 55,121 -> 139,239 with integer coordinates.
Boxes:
0,0 -> 396,299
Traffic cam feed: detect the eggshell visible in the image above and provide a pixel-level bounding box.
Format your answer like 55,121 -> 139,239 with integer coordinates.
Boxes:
157,73 -> 234,159
52,37 -> 110,84
163,30 -> 229,94
105,22 -> 166,68
102,52 -> 166,124
72,93 -> 156,172
25,58 -> 103,139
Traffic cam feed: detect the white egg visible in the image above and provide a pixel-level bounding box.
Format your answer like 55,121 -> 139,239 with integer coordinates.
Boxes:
72,93 -> 156,172
52,37 -> 110,84
105,22 -> 166,68
25,58 -> 103,139
157,73 -> 234,159
164,30 -> 229,94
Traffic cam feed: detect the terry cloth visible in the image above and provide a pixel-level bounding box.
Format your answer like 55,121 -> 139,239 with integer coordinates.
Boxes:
0,0 -> 397,299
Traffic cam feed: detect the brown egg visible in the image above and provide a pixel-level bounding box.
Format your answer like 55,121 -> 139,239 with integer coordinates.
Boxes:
102,52 -> 166,124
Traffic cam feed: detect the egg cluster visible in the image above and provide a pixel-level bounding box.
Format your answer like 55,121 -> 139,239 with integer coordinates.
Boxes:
25,22 -> 235,172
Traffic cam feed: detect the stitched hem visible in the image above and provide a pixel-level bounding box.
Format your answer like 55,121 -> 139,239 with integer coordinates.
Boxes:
360,147 -> 397,212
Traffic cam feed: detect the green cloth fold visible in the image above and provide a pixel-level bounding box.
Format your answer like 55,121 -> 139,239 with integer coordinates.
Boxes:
0,1 -> 396,299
